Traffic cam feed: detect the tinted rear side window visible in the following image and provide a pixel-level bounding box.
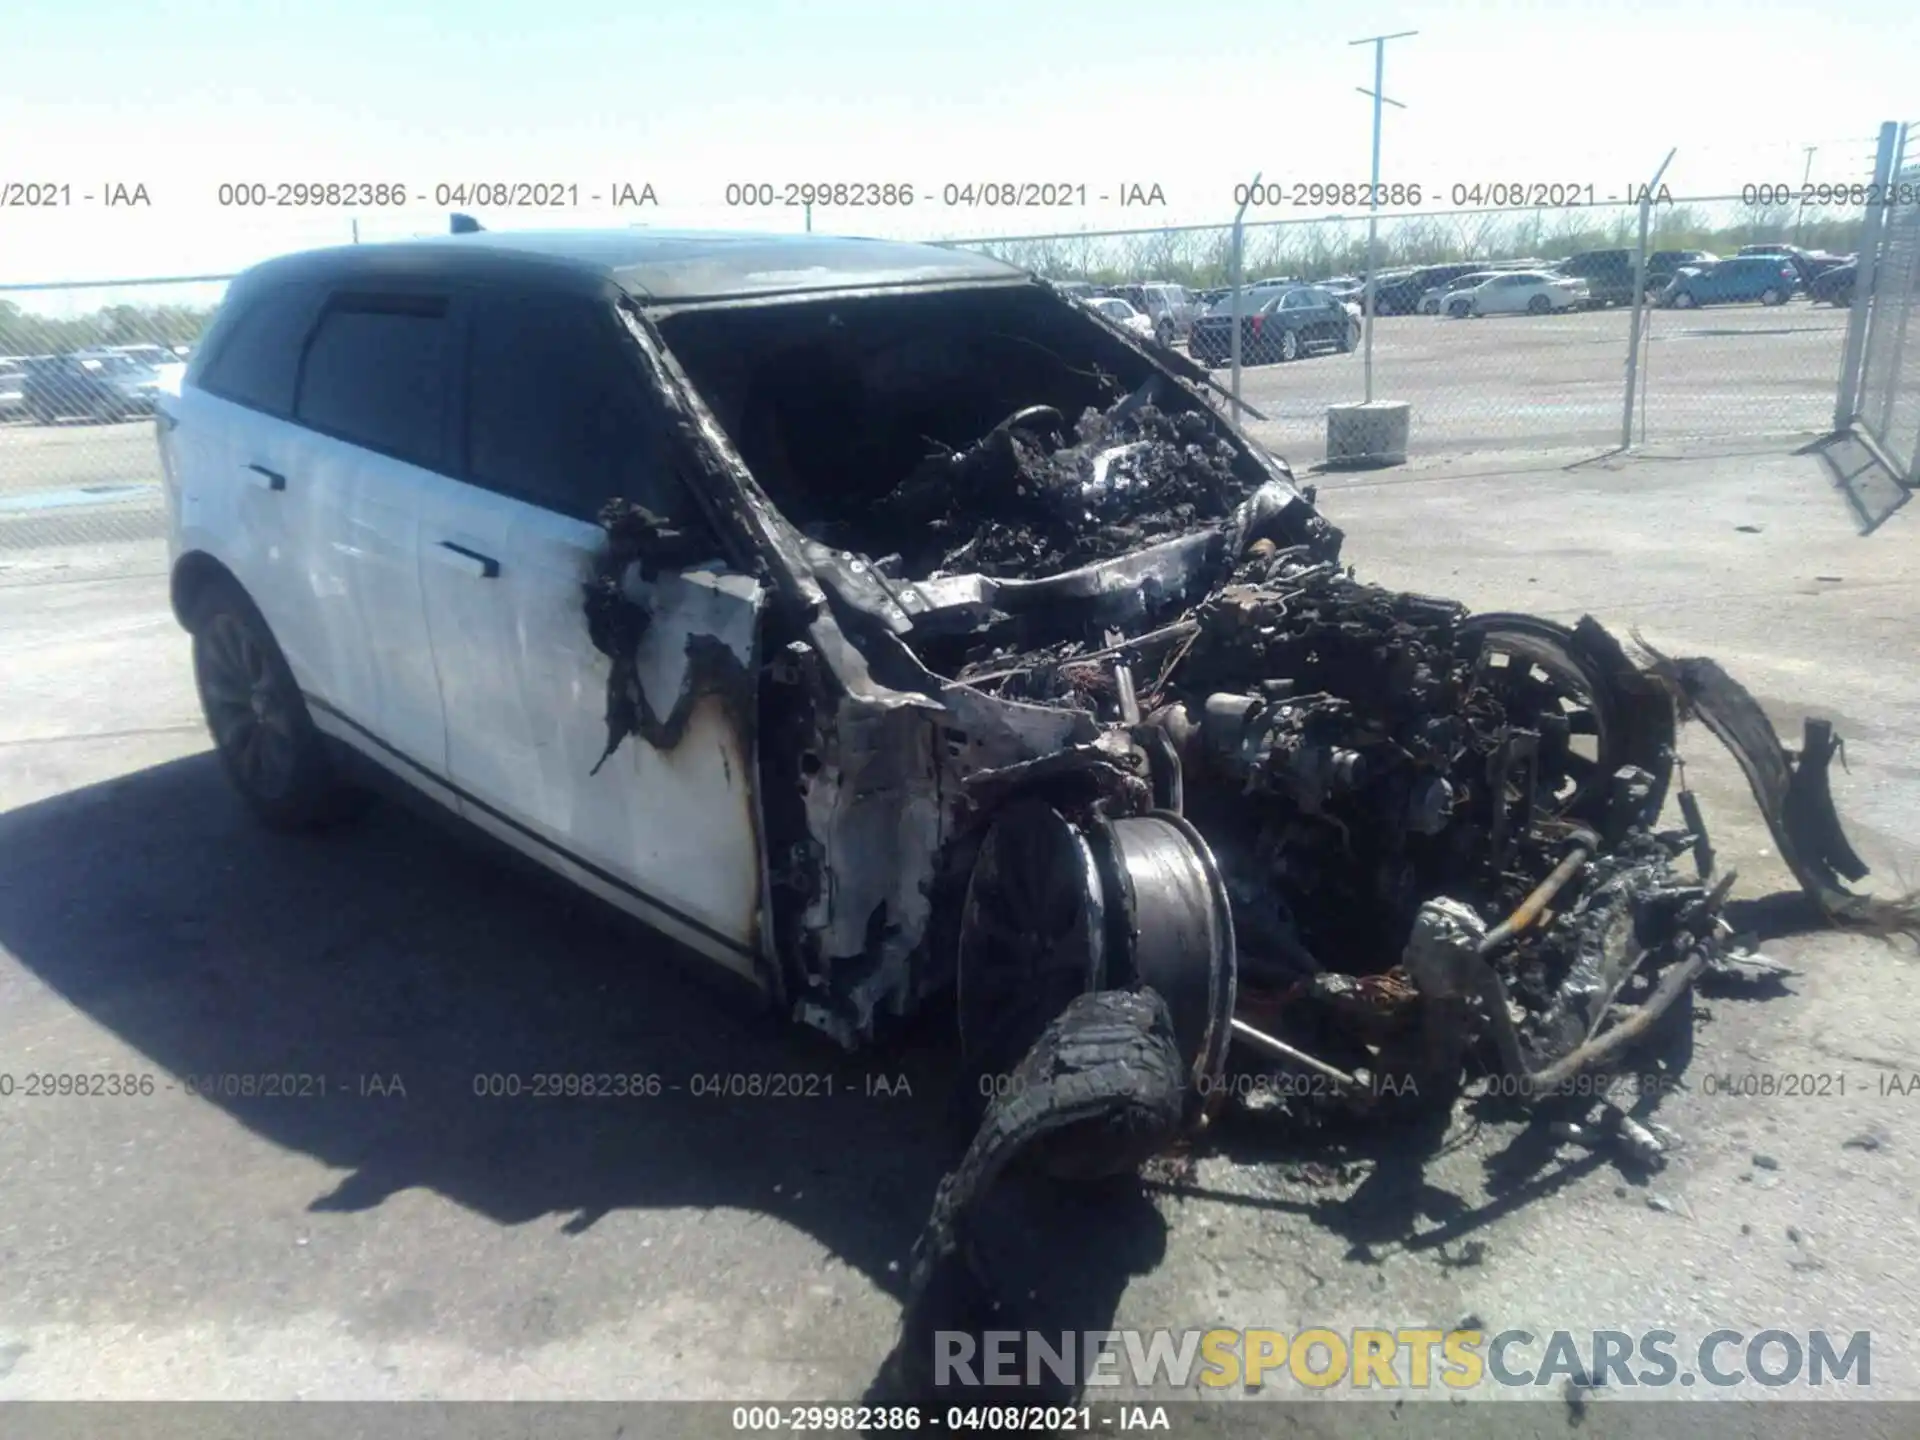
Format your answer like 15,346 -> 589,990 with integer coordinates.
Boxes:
464,291 -> 687,521
195,279 -> 324,417
295,298 -> 452,472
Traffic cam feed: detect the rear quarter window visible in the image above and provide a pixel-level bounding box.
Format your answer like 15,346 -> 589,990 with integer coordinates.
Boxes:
193,279 -> 326,417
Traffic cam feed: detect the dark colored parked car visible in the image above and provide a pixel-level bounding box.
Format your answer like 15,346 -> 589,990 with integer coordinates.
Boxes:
1656,255 -> 1799,308
1808,261 -> 1857,306
1554,250 -> 1636,307
1187,285 -> 1356,366
1365,263 -> 1488,316
0,357 -> 26,420
22,352 -> 163,423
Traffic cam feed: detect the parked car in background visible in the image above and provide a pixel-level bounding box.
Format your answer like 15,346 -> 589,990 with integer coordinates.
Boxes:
1808,261 -> 1857,307
1419,270 -> 1503,314
1448,271 -> 1588,317
1052,280 -> 1098,301
112,343 -> 181,369
0,358 -> 27,420
1554,250 -> 1635,307
1642,250 -> 1718,297
1087,296 -> 1156,341
1368,263 -> 1488,316
1107,282 -> 1198,344
1188,285 -> 1356,365
22,351 -> 164,422
1736,244 -> 1850,290
1656,255 -> 1798,308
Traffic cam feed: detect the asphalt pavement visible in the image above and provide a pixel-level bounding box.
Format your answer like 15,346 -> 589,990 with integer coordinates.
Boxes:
1,433 -> 1917,1412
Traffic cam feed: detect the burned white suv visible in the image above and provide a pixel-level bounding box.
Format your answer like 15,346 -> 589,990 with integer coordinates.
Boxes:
161,229 -> 1882,1199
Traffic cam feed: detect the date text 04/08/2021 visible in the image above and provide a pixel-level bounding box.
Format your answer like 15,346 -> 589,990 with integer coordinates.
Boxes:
466,1072 -> 914,1099
720,182 -> 1167,208
728,1403 -> 1172,1431
212,182 -> 659,208
0,1072 -> 405,1098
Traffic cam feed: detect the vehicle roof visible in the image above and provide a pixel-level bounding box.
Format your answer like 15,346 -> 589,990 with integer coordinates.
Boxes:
235,228 -> 1030,304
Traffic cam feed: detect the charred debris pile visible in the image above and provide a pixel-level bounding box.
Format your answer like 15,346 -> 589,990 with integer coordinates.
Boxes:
907,394 -> 1909,1120
870,391 -> 1259,581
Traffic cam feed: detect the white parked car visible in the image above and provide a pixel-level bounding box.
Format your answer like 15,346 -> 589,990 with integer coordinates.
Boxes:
1088,296 -> 1156,340
1418,271 -> 1502,315
1446,271 -> 1588,317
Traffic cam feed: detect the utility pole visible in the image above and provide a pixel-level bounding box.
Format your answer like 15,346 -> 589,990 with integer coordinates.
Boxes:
1351,30 -> 1415,404
804,202 -> 813,233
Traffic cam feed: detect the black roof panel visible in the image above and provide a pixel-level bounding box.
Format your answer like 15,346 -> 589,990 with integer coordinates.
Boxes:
237,228 -> 1028,304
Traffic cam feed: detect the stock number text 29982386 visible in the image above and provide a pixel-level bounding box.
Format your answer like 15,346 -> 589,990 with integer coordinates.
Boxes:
1232,181 -> 1616,209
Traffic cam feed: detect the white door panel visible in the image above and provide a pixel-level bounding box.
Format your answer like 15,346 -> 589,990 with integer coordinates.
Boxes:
289,426 -> 449,778
169,387 -> 330,695
414,482 -> 768,976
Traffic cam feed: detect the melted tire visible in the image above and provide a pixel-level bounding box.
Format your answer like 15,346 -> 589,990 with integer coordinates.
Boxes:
887,990 -> 1185,1408
917,990 -> 1184,1289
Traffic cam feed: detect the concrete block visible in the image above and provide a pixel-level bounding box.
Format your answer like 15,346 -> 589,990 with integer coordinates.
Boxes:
1326,400 -> 1410,467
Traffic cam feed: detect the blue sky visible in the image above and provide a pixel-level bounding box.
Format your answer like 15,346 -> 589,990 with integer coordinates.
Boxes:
2,0 -> 1914,288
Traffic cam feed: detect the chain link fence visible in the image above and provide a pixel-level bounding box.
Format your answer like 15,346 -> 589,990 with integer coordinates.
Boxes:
1838,122 -> 1920,485
0,277 -> 230,551
943,189 -> 1872,466
0,153 -> 1900,553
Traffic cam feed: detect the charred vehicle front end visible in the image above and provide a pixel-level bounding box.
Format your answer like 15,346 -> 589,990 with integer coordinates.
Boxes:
584,238 -> 1892,1206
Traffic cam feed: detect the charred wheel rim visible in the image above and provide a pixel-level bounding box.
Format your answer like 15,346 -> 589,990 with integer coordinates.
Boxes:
1090,812 -> 1238,1116
956,799 -> 1107,1073
1461,618 -> 1618,821
195,611 -> 300,802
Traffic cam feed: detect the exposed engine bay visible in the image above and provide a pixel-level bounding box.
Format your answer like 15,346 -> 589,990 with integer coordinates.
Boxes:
585,277 -> 1907,1402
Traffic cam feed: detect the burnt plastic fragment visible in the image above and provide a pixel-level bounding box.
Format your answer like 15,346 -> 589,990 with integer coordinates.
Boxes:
581,498 -> 724,774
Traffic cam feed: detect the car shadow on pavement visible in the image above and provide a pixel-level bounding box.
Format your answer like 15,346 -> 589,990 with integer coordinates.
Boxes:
0,751 -> 984,1303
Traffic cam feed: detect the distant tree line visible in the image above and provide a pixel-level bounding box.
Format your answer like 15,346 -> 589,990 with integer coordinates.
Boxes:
0,299 -> 217,358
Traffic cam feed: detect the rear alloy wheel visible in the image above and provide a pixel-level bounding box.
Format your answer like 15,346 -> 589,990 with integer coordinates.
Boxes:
1760,287 -> 1786,306
1527,293 -> 1552,315
1278,328 -> 1300,362
191,577 -> 365,830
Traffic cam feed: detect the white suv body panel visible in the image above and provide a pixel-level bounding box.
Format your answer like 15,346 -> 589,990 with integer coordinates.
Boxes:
293,429 -> 451,789
409,475 -> 767,972
161,295 -> 773,990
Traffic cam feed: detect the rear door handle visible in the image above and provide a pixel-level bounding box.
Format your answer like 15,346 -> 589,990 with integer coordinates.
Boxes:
434,541 -> 500,579
246,464 -> 286,492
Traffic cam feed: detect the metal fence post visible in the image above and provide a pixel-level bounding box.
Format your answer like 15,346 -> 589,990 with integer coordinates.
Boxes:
1833,122 -> 1901,429
1621,149 -> 1675,450
1866,130 -> 1916,445
1229,173 -> 1259,424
